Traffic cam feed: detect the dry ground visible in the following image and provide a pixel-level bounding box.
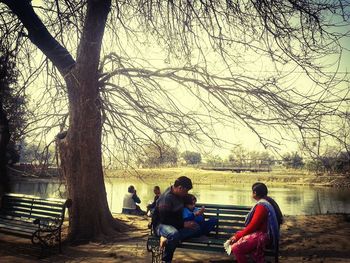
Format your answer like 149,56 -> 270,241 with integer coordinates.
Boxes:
1,214 -> 350,263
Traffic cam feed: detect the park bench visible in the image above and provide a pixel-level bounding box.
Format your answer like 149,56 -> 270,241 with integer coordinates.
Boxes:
146,203 -> 279,263
0,193 -> 72,257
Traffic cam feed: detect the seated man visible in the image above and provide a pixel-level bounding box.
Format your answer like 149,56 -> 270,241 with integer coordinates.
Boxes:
122,185 -> 146,215
152,176 -> 200,263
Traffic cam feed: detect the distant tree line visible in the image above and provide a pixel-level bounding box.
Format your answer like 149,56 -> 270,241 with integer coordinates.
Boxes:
282,150 -> 349,175
137,141 -> 349,175
305,151 -> 350,175
15,139 -> 350,175
136,141 -> 202,168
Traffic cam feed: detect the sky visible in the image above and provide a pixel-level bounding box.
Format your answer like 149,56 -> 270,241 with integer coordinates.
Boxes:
15,1 -> 350,160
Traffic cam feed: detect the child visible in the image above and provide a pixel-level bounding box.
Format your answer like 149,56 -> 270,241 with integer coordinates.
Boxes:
183,194 -> 218,236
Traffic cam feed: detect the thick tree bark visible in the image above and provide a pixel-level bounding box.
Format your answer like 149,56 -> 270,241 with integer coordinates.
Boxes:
0,105 -> 10,194
1,0 -> 128,242
60,0 -> 127,242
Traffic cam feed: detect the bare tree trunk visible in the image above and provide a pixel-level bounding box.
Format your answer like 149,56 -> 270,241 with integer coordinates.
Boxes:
60,0 -> 128,242
58,0 -> 127,238
58,82 -> 123,241
2,0 -> 127,242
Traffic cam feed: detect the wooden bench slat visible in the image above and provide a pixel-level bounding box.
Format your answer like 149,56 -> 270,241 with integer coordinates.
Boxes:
3,201 -> 65,213
215,228 -> 240,234
4,198 -> 66,208
215,215 -> 246,221
0,224 -> 36,234
1,209 -> 63,220
1,211 -> 32,219
204,208 -> 248,217
0,224 -> 37,234
0,222 -> 37,233
179,244 -> 224,253
212,221 -> 244,227
0,217 -> 36,226
2,207 -> 64,217
0,228 -> 34,238
0,214 -> 34,223
196,203 -> 251,210
3,193 -> 67,202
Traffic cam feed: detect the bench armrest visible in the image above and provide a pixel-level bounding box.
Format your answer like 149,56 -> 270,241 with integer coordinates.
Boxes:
33,217 -> 61,230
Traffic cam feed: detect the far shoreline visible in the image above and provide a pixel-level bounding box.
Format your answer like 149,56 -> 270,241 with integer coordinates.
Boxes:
9,167 -> 350,188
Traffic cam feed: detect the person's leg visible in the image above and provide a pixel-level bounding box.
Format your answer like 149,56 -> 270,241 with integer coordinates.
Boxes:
135,205 -> 147,215
178,225 -> 201,240
231,232 -> 268,263
156,224 -> 180,262
251,232 -> 269,263
200,218 -> 218,235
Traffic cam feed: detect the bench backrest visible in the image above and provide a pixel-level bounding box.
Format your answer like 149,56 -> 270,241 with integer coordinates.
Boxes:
196,203 -> 251,239
0,193 -> 71,224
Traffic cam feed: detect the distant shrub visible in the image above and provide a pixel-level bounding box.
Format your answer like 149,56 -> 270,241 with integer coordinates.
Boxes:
282,152 -> 304,169
181,151 -> 201,165
306,151 -> 350,174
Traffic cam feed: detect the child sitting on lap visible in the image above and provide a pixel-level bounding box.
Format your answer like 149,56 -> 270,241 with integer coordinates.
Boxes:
183,194 -> 218,236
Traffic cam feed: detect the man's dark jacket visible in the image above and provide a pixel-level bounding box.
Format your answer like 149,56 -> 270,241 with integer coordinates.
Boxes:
152,187 -> 184,230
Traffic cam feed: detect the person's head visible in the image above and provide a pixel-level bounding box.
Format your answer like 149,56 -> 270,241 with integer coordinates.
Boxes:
172,176 -> 193,197
184,194 -> 196,210
153,186 -> 161,195
128,185 -> 135,193
252,182 -> 268,200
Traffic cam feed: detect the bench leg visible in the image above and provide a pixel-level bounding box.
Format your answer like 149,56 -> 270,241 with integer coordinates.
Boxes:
151,246 -> 163,263
58,233 -> 62,253
32,228 -> 62,257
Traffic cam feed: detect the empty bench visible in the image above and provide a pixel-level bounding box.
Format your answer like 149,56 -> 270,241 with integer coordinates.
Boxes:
0,193 -> 72,256
147,203 -> 279,263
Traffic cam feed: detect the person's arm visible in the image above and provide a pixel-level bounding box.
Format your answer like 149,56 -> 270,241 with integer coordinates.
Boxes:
183,208 -> 195,221
235,204 -> 268,241
158,199 -> 184,229
132,193 -> 141,204
272,199 -> 283,225
149,196 -> 160,209
194,206 -> 205,216
265,196 -> 283,225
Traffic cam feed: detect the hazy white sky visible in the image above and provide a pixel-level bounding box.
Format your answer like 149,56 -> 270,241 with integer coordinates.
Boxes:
23,1 -> 350,159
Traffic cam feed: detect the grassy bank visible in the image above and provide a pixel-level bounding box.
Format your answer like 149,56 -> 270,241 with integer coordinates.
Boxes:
105,167 -> 350,187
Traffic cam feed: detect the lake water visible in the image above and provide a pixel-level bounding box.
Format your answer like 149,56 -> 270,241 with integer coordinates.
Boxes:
10,178 -> 350,215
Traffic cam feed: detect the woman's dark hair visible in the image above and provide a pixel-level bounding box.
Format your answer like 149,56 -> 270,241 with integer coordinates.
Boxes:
128,185 -> 135,193
174,176 -> 193,190
184,194 -> 196,205
154,186 -> 160,191
252,182 -> 268,198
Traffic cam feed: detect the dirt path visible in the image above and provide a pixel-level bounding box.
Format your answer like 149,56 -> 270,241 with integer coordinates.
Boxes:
1,214 -> 350,262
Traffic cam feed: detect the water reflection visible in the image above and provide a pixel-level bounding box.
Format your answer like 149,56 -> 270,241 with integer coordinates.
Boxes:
10,179 -> 350,216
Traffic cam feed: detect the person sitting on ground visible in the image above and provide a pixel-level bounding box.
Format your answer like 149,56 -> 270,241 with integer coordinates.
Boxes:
147,185 -> 161,216
252,182 -> 283,228
228,182 -> 279,263
152,176 -> 201,263
122,185 -> 146,216
183,194 -> 218,236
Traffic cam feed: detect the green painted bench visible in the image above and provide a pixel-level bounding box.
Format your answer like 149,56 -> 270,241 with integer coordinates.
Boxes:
0,193 -> 72,257
146,203 -> 279,263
